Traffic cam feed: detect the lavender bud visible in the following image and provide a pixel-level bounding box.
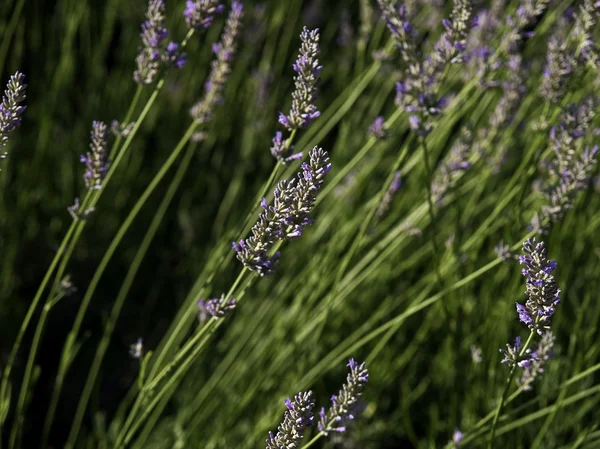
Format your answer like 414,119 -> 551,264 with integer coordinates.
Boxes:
318,359 -> 369,435
470,345 -> 482,364
368,116 -> 387,140
184,0 -> 225,31
80,121 -> 109,190
0,71 -> 27,161
517,331 -> 555,390
129,338 -> 144,359
110,120 -> 135,138
375,171 -> 402,219
278,27 -> 321,132
191,2 -> 244,124
197,294 -> 237,323
67,197 -> 95,220
265,391 -> 314,449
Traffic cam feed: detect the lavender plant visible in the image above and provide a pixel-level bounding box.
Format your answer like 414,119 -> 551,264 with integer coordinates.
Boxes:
490,238 -> 561,448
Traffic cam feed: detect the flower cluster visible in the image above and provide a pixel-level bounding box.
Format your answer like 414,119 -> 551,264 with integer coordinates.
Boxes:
133,0 -> 186,85
504,0 -> 552,51
278,27 -> 321,131
197,294 -> 237,322
516,238 -> 560,335
517,330 -> 555,390
0,71 -> 27,160
233,147 -> 331,275
432,126 -> 473,203
539,31 -> 573,104
375,171 -> 402,219
265,391 -> 314,449
571,0 -> 600,67
531,98 -> 598,232
318,359 -> 369,435
191,2 -> 244,124
184,0 -> 225,31
368,116 -> 387,140
129,338 -> 144,359
80,121 -> 109,190
272,27 -> 322,165
377,1 -> 419,67
381,0 -> 473,136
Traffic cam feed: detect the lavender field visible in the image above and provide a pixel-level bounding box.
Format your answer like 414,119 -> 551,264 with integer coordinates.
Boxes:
1,0 -> 600,448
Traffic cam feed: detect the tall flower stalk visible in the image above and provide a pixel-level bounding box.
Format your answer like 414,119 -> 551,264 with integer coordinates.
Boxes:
488,239 -> 560,449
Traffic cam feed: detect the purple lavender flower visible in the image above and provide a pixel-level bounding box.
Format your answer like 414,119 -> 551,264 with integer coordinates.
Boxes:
270,131 -> 303,165
0,71 -> 27,160
504,0 -> 551,51
377,1 -> 419,67
451,429 -> 464,447
517,238 -> 560,334
134,0 -> 169,84
318,359 -> 369,435
191,2 -> 244,124
572,0 -> 600,67
517,330 -> 555,390
80,121 -> 109,190
539,31 -> 573,104
233,147 -> 331,275
531,98 -> 599,231
368,116 -> 387,140
278,27 -> 321,132
381,0 -> 472,136
197,294 -> 237,322
184,0 -> 225,31
375,171 -> 402,219
265,391 -> 314,449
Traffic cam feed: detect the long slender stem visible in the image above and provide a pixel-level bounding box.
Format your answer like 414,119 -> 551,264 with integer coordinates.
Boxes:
488,330 -> 536,449
419,135 -> 444,293
63,122 -> 198,449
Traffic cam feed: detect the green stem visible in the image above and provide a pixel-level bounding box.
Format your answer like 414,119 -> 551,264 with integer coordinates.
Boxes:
488,330 -> 536,449
0,216 -> 77,435
63,122 -> 198,449
419,134 -> 444,293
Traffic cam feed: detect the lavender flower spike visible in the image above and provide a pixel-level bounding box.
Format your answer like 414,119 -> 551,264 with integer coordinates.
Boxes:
134,0 -> 168,84
278,27 -> 321,131
0,71 -> 27,160
318,359 -> 369,435
517,238 -> 560,334
184,0 -> 225,31
266,391 -> 314,449
80,121 -> 109,190
191,2 -> 244,124
233,146 -> 331,275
